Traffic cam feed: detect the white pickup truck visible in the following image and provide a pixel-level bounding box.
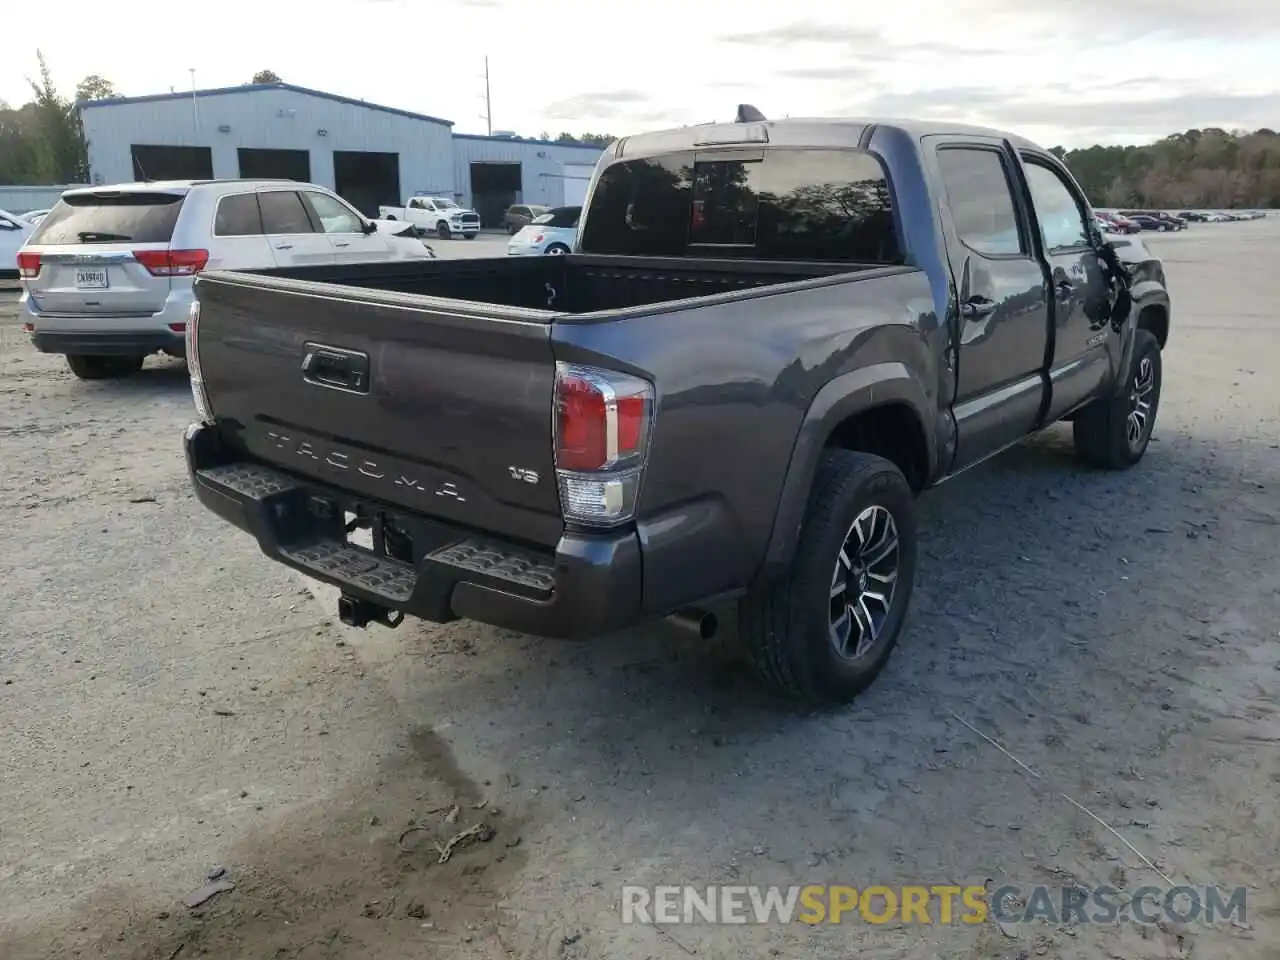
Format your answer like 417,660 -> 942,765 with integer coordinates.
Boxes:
377,196 -> 481,240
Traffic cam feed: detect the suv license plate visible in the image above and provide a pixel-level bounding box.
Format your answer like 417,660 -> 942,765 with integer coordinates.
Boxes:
75,268 -> 109,289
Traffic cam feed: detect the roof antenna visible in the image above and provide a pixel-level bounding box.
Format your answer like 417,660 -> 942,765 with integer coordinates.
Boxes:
735,104 -> 767,123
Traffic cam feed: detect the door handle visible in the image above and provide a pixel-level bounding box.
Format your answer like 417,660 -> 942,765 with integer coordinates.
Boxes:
960,296 -> 997,319
301,344 -> 370,394
275,243 -> 293,250
333,241 -> 351,248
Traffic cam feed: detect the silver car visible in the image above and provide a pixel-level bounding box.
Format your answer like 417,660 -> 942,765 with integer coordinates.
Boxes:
19,179 -> 433,379
506,205 -> 581,256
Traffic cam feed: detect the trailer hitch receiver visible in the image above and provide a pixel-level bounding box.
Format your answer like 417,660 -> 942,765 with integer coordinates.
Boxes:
337,594 -> 405,630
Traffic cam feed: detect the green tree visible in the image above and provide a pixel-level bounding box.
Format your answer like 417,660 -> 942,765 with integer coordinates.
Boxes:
26,50 -> 85,183
75,74 -> 118,102
553,132 -> 615,146
252,70 -> 282,84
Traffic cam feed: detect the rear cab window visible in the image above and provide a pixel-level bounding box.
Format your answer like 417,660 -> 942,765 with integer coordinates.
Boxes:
579,148 -> 901,263
29,191 -> 185,245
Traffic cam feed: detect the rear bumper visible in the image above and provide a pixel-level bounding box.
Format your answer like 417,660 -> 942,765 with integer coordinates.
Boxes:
184,421 -> 642,640
23,286 -> 192,356
30,330 -> 185,357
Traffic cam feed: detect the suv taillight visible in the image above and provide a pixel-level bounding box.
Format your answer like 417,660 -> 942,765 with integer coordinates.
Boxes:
186,300 -> 213,421
134,248 -> 209,277
553,363 -> 653,527
16,252 -> 41,278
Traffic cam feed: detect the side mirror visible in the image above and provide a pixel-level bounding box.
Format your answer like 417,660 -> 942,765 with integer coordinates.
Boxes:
361,220 -> 377,235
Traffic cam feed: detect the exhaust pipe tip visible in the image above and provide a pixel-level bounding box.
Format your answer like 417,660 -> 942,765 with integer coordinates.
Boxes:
670,608 -> 719,640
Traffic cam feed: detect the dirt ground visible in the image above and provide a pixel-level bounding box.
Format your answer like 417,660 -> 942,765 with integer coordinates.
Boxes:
0,222 -> 1277,960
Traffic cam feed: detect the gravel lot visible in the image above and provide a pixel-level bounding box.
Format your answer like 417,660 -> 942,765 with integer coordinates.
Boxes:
1,224 -> 1277,960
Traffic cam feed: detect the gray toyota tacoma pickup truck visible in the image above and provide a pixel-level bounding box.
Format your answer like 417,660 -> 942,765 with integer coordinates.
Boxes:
183,111 -> 1170,705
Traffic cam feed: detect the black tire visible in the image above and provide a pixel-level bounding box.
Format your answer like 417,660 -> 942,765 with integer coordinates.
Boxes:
65,354 -> 144,380
544,243 -> 570,256
737,450 -> 918,705
1072,329 -> 1162,469
436,221 -> 451,240
385,214 -> 396,220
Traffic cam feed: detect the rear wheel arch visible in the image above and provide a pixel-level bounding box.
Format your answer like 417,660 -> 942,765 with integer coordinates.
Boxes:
756,364 -> 937,583
825,403 -> 930,492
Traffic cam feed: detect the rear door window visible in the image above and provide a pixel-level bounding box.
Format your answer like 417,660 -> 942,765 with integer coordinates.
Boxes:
258,191 -> 317,234
213,193 -> 264,236
580,148 -> 901,263
935,148 -> 1025,256
30,192 -> 185,245
301,191 -> 365,234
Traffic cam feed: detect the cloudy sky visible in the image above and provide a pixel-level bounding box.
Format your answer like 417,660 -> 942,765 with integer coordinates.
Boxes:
4,0 -> 1278,148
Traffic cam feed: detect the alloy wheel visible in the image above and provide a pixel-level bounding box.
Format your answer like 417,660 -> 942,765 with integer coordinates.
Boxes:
829,505 -> 900,659
1126,355 -> 1155,449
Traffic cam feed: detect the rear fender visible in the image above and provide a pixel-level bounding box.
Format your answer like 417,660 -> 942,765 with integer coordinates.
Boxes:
754,362 -> 936,584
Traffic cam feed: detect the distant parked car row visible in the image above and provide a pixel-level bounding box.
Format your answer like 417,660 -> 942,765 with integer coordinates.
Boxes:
1178,210 -> 1268,222
1094,208 -> 1268,235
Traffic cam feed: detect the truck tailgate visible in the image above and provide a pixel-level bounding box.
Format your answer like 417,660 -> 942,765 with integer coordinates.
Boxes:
194,273 -> 564,547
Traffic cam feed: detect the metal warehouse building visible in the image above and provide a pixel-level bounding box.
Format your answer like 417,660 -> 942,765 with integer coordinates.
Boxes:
79,82 -> 606,223
451,133 -> 602,226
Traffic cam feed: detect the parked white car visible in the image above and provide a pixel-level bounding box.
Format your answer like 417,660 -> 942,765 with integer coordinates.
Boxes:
1,208 -> 34,278
18,179 -> 434,379
507,205 -> 581,256
378,195 -> 481,240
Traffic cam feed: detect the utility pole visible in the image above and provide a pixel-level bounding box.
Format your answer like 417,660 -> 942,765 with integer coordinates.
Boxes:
189,68 -> 199,132
479,56 -> 492,136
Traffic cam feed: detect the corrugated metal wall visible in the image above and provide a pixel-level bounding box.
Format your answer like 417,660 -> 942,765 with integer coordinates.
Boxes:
0,184 -> 87,214
450,136 -> 605,210
80,87 -> 454,199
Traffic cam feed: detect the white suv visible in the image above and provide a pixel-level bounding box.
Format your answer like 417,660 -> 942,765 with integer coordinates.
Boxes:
1,208 -> 33,278
18,179 -> 434,380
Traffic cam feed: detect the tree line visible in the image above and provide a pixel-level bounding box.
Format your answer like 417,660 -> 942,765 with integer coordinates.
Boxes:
3,51 -> 1276,207
1051,128 -> 1280,210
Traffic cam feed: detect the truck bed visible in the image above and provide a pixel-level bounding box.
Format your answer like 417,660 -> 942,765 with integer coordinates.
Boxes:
259,253 -> 876,315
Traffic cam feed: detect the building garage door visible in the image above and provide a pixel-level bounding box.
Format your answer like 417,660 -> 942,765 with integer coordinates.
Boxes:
131,145 -> 213,181
470,162 -> 521,228
238,148 -> 311,182
562,163 -> 595,206
334,151 -> 401,217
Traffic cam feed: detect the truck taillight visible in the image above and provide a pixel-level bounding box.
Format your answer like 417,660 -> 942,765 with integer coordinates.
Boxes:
135,248 -> 209,276
554,363 -> 653,527
16,252 -> 41,278
186,299 -> 213,421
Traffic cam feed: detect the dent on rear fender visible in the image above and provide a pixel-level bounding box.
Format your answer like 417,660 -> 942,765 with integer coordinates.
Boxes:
754,359 -> 937,581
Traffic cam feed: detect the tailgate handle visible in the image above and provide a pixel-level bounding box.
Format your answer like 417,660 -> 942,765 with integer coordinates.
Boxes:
301,344 -> 369,394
